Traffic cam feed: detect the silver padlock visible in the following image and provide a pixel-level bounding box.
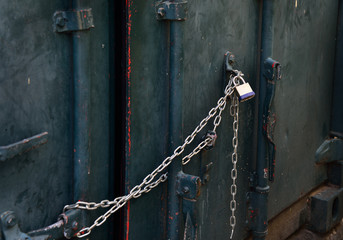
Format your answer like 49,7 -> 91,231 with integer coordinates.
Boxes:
235,82 -> 255,102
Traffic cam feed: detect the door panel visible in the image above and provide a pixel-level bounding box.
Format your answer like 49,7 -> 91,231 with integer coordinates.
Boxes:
124,0 -> 339,239
269,0 -> 337,219
0,0 -> 339,239
0,0 -> 73,232
183,1 -> 259,239
0,1 -> 112,239
125,0 -> 259,239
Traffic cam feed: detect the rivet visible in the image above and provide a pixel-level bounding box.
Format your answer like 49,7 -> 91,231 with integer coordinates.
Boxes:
56,17 -> 66,27
183,186 -> 190,193
157,8 -> 166,17
6,215 -> 17,228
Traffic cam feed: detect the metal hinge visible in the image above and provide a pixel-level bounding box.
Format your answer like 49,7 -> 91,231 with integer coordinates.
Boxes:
53,8 -> 94,33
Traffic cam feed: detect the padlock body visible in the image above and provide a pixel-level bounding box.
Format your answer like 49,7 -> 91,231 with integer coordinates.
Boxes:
235,83 -> 255,102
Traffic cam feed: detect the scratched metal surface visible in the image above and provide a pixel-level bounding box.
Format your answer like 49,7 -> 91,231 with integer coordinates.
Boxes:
0,0 -> 111,239
124,0 -> 339,240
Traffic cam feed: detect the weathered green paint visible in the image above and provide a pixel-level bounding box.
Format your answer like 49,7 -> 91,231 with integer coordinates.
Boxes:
0,0 -> 73,233
125,0 -> 258,239
182,1 -> 259,239
124,0 -> 339,239
0,0 -> 340,239
0,0 -> 112,239
269,0 -> 338,219
123,1 -> 169,239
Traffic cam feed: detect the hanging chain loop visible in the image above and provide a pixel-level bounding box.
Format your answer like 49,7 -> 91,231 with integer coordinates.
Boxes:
63,70 -> 246,238
229,95 -> 239,240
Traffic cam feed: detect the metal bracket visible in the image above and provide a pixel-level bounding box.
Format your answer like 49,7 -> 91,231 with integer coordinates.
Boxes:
264,58 -> 281,81
176,171 -> 201,240
315,138 -> 343,164
0,210 -> 84,240
0,211 -> 31,240
223,51 -> 236,90
176,171 -> 201,201
29,209 -> 84,239
224,51 -> 236,73
0,132 -> 48,162
200,131 -> 217,151
156,1 -> 188,21
53,8 -> 94,33
309,186 -> 343,233
200,162 -> 213,185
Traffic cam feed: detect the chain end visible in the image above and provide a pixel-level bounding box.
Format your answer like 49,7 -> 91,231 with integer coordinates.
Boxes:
230,229 -> 234,239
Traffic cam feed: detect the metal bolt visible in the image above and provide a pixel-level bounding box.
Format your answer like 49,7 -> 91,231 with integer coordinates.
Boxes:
6,215 -> 17,228
157,8 -> 165,17
182,186 -> 190,193
56,17 -> 66,27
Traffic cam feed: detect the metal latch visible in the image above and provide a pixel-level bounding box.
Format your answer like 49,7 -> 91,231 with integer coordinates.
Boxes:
0,210 -> 84,240
176,171 -> 201,240
53,8 -> 94,33
0,132 -> 48,162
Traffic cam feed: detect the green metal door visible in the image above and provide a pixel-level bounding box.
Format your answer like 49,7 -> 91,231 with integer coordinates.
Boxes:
0,0 -> 112,239
123,0 -> 340,240
0,0 -> 341,240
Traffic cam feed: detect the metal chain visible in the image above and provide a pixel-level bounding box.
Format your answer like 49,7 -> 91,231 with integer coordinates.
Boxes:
63,71 -> 246,238
229,95 -> 239,240
182,87 -> 233,165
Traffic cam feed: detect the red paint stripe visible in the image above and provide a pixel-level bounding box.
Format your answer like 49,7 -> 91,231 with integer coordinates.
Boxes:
127,0 -> 132,158
126,201 -> 130,240
125,0 -> 132,240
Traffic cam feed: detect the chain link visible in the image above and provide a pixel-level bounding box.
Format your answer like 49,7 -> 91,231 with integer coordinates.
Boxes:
63,70 -> 246,238
228,69 -> 245,240
229,94 -> 239,240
